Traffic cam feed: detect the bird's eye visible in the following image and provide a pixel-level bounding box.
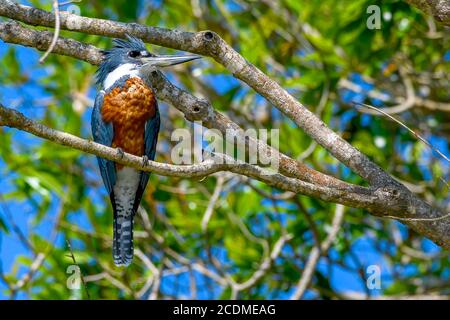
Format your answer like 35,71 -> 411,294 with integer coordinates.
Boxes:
128,50 -> 140,58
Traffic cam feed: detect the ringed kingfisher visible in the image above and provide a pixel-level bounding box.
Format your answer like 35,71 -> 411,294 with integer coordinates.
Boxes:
92,35 -> 200,266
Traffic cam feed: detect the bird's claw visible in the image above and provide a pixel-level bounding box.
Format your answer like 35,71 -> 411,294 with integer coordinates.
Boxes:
116,148 -> 125,159
142,155 -> 149,168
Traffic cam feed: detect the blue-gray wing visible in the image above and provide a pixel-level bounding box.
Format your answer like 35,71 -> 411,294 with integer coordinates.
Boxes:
91,90 -> 116,195
132,107 -> 160,212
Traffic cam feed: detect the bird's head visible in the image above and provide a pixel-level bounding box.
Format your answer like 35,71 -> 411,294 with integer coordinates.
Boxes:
96,35 -> 201,86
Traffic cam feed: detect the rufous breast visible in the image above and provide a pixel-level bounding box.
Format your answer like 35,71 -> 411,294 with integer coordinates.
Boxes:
101,77 -> 157,159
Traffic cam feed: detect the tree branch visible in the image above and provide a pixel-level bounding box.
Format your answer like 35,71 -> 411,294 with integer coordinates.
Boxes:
405,0 -> 450,26
291,204 -> 345,300
1,102 -> 448,250
0,2 -> 449,250
38,0 -> 60,63
0,0 -> 410,187
0,19 -> 359,193
0,102 -> 384,211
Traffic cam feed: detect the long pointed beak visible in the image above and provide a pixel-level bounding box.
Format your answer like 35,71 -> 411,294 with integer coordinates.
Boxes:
141,54 -> 202,68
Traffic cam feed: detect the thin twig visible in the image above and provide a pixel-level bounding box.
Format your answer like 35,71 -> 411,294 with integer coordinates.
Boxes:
353,102 -> 450,164
381,212 -> 450,222
233,233 -> 293,291
354,66 -> 416,115
66,239 -> 91,299
291,204 -> 345,300
59,0 -> 81,6
39,0 -> 60,64
0,192 -> 34,252
148,257 -> 164,300
11,203 -> 65,294
201,176 -> 224,232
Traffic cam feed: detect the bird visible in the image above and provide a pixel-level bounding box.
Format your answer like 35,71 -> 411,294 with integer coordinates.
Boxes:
92,35 -> 200,266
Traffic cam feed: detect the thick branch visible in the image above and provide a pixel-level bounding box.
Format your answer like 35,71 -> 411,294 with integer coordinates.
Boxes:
406,0 -> 450,26
1,102 -> 449,249
0,20 -> 361,193
0,0 -> 408,187
0,4 -> 449,249
0,102 -> 381,210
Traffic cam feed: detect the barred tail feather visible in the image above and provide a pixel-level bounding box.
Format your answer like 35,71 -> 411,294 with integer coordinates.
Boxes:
113,211 -> 134,266
111,167 -> 140,267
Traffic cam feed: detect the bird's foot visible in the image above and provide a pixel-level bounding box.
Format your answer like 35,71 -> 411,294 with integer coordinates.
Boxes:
142,155 -> 149,168
116,147 -> 125,159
